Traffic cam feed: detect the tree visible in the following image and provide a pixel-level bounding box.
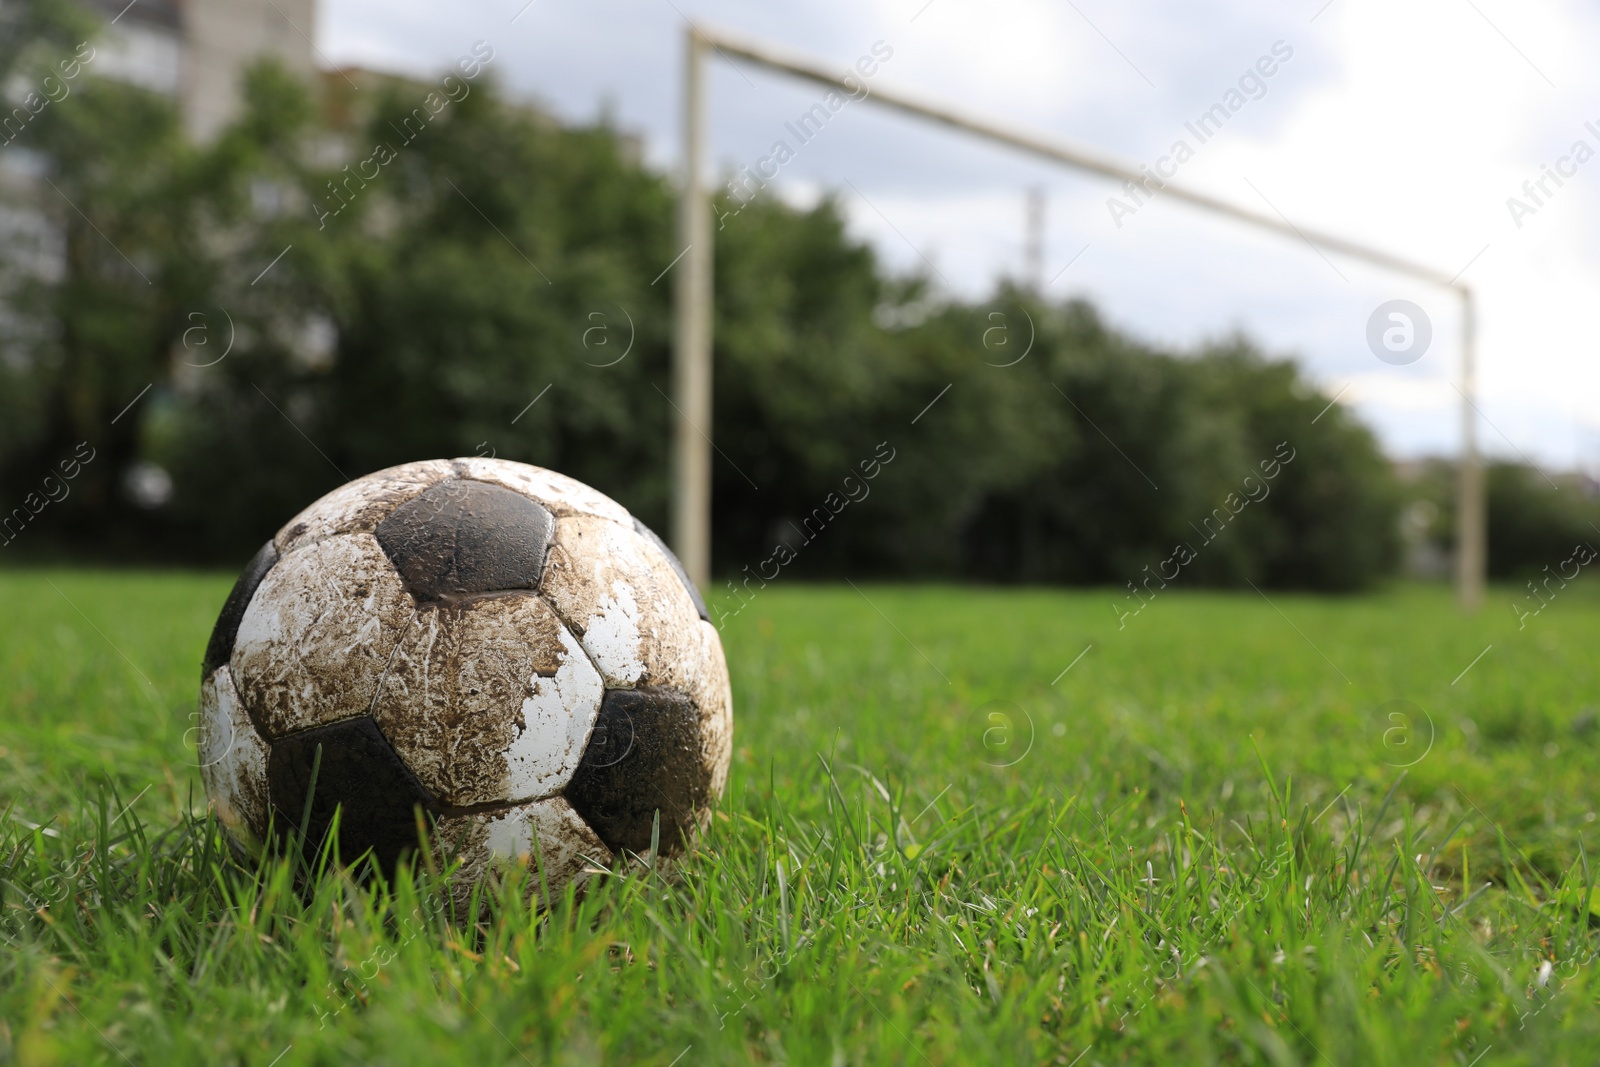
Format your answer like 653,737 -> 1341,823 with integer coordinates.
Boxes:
1,10 -> 1408,590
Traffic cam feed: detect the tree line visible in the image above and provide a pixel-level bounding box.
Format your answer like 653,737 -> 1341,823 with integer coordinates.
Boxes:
10,6 -> 1551,590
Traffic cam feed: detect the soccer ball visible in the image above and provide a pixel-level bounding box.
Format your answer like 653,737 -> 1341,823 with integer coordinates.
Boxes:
195,458 -> 732,904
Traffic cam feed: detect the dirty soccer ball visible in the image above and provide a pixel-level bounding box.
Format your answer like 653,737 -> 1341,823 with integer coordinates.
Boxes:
195,458 -> 732,902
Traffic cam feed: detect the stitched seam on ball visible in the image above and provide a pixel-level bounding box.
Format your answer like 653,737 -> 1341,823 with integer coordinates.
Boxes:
535,587 -> 611,686
451,457 -> 634,527
264,710 -> 376,741
433,790 -> 566,820
275,471 -> 456,557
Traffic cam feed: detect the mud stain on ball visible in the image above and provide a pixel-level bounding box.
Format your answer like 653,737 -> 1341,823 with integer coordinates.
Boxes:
539,516 -> 704,690
372,593 -> 603,807
436,796 -> 611,911
689,621 -> 735,801
198,665 -> 272,853
231,532 -> 415,739
631,516 -> 710,622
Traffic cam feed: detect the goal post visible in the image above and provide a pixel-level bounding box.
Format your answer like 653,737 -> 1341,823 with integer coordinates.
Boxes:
672,23 -> 1486,609
670,27 -> 715,597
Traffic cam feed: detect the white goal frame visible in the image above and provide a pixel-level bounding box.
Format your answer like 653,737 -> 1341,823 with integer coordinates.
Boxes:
670,24 -> 1485,608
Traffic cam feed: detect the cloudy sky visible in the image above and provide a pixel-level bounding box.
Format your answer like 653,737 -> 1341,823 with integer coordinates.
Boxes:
317,0 -> 1600,471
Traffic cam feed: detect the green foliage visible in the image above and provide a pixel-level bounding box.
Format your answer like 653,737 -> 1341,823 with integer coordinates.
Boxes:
1398,460 -> 1600,582
156,68 -> 686,551
928,319 -> 1400,590
1485,463 -> 1600,581
5,572 -> 1600,1062
0,0 -> 94,87
0,23 -> 1402,588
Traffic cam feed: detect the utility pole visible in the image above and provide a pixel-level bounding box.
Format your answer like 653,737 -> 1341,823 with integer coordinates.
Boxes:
1024,186 -> 1044,293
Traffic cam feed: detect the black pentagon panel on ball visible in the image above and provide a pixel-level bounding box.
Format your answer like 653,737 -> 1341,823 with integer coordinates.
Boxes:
202,539 -> 278,679
375,479 -> 554,602
564,687 -> 711,858
266,717 -> 438,874
632,517 -> 710,622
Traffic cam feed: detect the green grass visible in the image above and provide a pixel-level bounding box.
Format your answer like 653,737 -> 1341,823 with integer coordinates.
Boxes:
4,570 -> 1600,1065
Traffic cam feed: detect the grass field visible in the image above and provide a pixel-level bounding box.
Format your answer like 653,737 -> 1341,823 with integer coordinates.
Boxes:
3,570 -> 1600,1065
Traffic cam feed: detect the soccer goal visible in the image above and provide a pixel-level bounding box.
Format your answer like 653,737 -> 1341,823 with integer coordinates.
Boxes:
669,24 -> 1485,608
